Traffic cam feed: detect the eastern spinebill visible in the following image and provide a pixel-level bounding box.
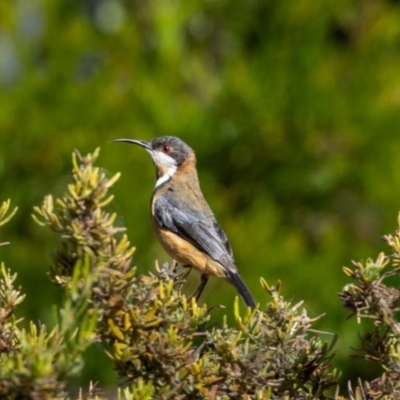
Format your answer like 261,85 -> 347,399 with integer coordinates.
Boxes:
112,136 -> 256,309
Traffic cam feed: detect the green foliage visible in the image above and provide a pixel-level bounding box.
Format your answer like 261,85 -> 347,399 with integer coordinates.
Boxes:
0,201 -> 97,399
338,221 -> 400,399
0,201 -> 17,230
0,263 -> 24,356
32,148 -> 129,286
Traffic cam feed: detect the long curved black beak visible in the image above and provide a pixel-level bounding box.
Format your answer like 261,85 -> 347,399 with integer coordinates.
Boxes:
111,138 -> 152,151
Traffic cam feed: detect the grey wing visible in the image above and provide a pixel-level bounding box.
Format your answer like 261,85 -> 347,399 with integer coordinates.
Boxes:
213,221 -> 235,261
154,195 -> 237,274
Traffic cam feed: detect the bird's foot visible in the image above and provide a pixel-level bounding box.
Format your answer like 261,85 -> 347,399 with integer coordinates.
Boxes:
187,274 -> 209,303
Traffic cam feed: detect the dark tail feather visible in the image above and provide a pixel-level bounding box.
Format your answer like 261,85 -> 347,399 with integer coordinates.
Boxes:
226,271 -> 256,309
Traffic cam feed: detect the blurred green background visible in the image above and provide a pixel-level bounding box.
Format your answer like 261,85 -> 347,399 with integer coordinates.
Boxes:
1,0 -> 400,392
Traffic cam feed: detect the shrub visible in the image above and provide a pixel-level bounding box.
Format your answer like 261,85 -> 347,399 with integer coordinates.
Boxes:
0,149 -> 399,399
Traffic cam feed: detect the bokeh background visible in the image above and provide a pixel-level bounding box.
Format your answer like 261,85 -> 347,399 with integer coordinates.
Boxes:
1,0 -> 400,393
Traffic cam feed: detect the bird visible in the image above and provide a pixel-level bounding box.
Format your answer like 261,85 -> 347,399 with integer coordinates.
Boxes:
112,136 -> 256,309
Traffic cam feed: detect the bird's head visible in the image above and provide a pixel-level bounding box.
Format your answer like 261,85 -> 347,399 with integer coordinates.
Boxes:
112,136 -> 195,187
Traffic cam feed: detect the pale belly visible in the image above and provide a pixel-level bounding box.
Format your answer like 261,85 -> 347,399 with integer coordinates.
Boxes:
154,226 -> 227,280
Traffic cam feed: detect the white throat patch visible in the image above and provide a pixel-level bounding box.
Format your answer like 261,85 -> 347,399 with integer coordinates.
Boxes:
149,150 -> 178,188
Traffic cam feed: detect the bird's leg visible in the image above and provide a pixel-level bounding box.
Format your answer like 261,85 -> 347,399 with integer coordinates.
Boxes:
172,261 -> 190,274
188,274 -> 209,302
179,264 -> 193,281
173,264 -> 193,291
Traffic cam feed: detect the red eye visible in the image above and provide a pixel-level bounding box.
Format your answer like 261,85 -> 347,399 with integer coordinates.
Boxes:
162,145 -> 171,153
